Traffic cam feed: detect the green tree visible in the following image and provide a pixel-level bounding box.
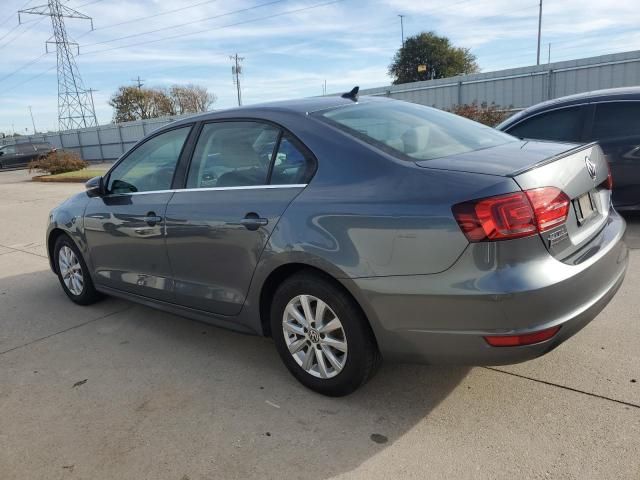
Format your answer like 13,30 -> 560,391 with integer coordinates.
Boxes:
389,32 -> 479,85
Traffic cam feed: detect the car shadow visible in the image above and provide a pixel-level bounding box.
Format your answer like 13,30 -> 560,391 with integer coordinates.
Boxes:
621,211 -> 640,249
93,303 -> 470,479
0,270 -> 469,479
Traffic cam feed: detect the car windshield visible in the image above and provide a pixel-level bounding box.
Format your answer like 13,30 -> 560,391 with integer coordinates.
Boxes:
315,100 -> 516,161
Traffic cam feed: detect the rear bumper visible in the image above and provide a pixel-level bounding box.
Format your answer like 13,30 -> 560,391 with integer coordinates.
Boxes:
347,209 -> 628,364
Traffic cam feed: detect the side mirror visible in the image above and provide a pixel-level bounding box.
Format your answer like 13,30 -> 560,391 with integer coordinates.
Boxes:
85,176 -> 105,197
0,151 -> 4,156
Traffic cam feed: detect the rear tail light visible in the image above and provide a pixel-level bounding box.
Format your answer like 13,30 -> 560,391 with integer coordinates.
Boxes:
484,325 -> 560,347
453,187 -> 570,242
525,187 -> 570,231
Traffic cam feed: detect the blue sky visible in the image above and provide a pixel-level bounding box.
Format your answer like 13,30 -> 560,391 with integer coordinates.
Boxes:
1,0 -> 639,134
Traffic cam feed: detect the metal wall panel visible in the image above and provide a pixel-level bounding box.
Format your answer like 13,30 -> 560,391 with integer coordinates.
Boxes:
362,50 -> 640,112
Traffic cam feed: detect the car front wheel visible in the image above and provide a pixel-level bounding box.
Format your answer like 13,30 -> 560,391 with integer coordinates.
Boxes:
270,272 -> 380,396
54,234 -> 101,305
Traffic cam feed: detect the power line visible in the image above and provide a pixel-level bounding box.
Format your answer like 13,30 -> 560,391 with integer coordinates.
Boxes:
0,23 -> 22,44
74,0 -> 106,8
81,0 -> 344,56
78,0 -> 222,37
82,0 -> 288,48
0,0 -> 33,29
0,63 -> 56,99
0,52 -> 49,84
0,17 -> 47,52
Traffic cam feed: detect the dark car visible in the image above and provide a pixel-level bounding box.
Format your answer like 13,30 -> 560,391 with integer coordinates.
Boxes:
0,142 -> 55,169
46,93 -> 627,396
497,87 -> 640,211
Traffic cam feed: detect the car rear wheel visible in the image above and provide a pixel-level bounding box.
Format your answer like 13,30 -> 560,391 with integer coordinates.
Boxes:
270,272 -> 380,396
54,235 -> 101,305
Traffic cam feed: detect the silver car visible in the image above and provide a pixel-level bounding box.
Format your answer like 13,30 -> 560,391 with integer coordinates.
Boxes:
47,92 -> 628,396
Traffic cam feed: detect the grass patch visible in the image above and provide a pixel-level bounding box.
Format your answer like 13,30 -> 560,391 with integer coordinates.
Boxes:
33,168 -> 107,183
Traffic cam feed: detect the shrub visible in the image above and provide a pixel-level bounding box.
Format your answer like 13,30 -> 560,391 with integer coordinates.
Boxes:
448,102 -> 512,126
29,150 -> 88,175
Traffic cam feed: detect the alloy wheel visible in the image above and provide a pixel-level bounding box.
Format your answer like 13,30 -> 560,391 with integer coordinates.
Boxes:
58,245 -> 84,296
282,294 -> 348,379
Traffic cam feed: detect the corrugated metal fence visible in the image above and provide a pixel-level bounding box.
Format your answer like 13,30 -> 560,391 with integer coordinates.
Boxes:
3,50 -> 640,162
361,50 -> 640,110
1,114 -> 189,162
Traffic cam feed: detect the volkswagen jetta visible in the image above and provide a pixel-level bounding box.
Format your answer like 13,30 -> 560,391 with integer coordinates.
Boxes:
47,92 -> 628,396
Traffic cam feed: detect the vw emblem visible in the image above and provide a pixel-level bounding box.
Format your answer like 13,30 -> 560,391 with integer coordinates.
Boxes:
308,329 -> 321,343
585,156 -> 597,180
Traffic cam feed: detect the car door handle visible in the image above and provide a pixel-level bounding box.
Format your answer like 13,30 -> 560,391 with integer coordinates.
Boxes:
143,213 -> 163,226
240,213 -> 268,230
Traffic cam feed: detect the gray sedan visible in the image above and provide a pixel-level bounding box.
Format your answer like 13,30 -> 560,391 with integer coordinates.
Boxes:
47,92 -> 628,396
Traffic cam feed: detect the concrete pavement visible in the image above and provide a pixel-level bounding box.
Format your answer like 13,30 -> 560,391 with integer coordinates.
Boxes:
0,168 -> 638,479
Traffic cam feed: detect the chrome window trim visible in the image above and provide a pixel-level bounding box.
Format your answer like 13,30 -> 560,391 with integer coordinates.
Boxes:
106,183 -> 308,197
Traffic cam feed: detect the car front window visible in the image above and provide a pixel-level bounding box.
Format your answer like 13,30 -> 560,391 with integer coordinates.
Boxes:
107,126 -> 191,194
315,101 -> 516,161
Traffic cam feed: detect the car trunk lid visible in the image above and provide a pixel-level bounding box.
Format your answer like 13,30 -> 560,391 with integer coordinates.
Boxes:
512,143 -> 610,260
414,139 -> 582,177
417,140 -> 611,260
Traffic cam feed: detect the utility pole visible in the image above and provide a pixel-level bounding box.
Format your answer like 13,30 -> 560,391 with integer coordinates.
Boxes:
19,0 -> 97,131
131,76 -> 144,89
536,0 -> 543,65
398,14 -> 405,47
548,43 -> 551,64
28,106 -> 37,134
230,53 -> 244,107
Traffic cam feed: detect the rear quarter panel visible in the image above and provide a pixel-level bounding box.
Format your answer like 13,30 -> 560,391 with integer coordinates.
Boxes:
253,115 -> 522,279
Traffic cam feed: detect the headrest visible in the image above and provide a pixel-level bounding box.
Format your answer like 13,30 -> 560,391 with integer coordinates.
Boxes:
401,125 -> 431,154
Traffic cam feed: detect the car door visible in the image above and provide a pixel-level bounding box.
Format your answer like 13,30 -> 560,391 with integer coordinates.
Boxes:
505,105 -> 588,143
16,144 -> 37,166
83,125 -> 193,302
0,144 -> 18,167
586,101 -> 640,208
165,120 -> 315,315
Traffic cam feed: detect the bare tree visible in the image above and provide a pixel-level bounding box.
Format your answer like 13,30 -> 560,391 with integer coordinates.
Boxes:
169,84 -> 216,114
109,84 -> 216,122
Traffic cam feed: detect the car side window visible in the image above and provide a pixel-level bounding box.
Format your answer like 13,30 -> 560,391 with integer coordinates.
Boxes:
1,145 -> 16,155
270,134 -> 315,185
186,121 -> 279,189
18,144 -> 35,154
107,126 -> 191,194
508,107 -> 583,142
590,102 -> 640,140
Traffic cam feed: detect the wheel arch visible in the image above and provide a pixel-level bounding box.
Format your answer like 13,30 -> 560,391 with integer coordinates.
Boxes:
258,262 -> 380,351
47,227 -> 68,273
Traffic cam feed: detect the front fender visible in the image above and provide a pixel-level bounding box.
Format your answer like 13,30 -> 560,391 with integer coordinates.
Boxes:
46,192 -> 91,273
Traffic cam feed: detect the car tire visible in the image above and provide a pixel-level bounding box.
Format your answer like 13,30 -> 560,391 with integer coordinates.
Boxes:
270,271 -> 381,396
53,234 -> 102,305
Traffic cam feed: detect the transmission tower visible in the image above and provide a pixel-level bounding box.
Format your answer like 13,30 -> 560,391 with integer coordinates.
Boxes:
19,1 -> 98,131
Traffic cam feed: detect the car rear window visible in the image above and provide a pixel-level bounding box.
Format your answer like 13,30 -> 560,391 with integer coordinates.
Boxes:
314,101 -> 516,161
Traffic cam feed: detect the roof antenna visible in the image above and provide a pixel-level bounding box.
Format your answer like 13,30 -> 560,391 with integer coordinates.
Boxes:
341,86 -> 359,101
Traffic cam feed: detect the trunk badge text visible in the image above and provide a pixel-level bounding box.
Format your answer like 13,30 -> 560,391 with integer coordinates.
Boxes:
585,155 -> 597,180
548,227 -> 569,248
